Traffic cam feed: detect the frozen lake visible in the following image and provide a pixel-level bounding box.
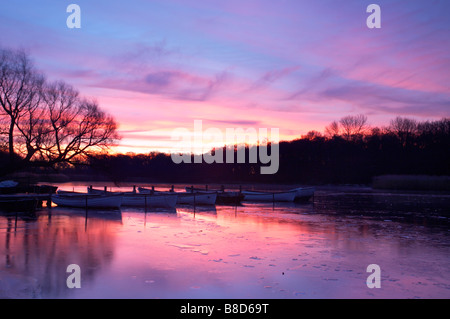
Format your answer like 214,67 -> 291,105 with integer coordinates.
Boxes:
1,186 -> 449,299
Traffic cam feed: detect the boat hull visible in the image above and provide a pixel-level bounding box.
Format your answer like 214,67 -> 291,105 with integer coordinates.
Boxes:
177,192 -> 217,205
52,194 -> 123,209
184,187 -> 243,205
216,192 -> 244,205
0,198 -> 38,212
242,190 -> 297,202
139,187 -> 217,205
87,188 -> 177,208
292,187 -> 315,201
122,194 -> 178,208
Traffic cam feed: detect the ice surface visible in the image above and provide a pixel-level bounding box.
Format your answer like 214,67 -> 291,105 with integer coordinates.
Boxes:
0,188 -> 449,299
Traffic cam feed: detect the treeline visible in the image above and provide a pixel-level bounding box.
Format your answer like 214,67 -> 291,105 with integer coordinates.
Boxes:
59,116 -> 450,185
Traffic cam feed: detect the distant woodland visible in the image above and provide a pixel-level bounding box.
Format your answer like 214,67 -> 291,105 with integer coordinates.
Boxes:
22,115 -> 448,186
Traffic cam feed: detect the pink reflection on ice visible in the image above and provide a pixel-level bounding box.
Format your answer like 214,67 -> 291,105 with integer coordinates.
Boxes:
1,196 -> 449,299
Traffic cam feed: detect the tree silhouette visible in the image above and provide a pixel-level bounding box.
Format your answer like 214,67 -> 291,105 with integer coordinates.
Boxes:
324,120 -> 340,138
339,114 -> 368,140
0,47 -> 119,175
388,116 -> 417,147
0,48 -> 44,164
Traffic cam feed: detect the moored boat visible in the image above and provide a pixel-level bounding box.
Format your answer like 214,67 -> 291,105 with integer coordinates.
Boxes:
241,190 -> 297,202
137,187 -> 154,194
291,187 -> 315,201
139,187 -> 217,205
87,187 -> 178,208
0,196 -> 38,212
122,193 -> 178,208
52,193 -> 123,209
176,192 -> 217,205
185,187 -> 244,205
0,180 -> 58,195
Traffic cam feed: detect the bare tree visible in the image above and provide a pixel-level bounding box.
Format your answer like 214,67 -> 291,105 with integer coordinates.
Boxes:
0,48 -> 119,172
0,48 -> 44,163
17,80 -> 119,166
389,116 -> 417,147
339,114 -> 368,140
324,120 -> 340,138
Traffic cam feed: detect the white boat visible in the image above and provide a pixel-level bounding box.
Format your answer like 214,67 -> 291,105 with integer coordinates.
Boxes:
87,187 -> 178,208
241,190 -> 297,202
137,187 -> 155,194
291,187 -> 315,201
52,193 -> 123,209
57,190 -> 86,195
138,187 -> 217,205
176,192 -> 217,205
122,193 -> 178,208
184,187 -> 244,205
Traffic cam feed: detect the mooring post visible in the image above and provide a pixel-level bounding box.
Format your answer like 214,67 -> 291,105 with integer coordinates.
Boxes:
193,193 -> 197,211
145,195 -> 147,213
47,193 -> 52,207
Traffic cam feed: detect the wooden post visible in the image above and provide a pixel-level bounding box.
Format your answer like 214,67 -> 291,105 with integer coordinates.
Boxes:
193,193 -> 196,211
133,185 -> 136,193
145,195 -> 147,213
205,185 -> 208,191
46,194 -> 51,208
85,195 -> 89,231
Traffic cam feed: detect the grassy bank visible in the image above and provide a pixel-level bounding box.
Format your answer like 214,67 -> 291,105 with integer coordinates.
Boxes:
372,175 -> 450,191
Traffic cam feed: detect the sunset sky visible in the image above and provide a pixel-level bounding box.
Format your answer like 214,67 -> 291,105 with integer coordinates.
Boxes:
1,0 -> 449,154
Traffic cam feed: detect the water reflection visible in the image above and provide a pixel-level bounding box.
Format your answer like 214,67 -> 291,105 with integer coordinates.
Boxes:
0,190 -> 449,299
0,208 -> 121,298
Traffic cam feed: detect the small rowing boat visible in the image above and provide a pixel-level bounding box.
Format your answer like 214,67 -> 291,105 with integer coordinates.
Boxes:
185,187 -> 244,205
177,192 -> 217,205
291,187 -> 315,201
52,193 -> 123,209
241,190 -> 297,202
0,195 -> 38,212
138,187 -> 217,205
87,187 -> 178,208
